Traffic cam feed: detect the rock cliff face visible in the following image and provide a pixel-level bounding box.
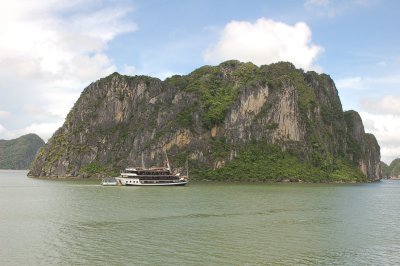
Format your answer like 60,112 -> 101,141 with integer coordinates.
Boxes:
28,61 -> 382,181
0,134 -> 45,169
381,159 -> 400,179
344,111 -> 381,181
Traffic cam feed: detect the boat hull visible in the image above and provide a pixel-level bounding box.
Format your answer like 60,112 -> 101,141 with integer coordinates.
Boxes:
101,178 -> 118,186
124,181 -> 188,186
115,177 -> 188,186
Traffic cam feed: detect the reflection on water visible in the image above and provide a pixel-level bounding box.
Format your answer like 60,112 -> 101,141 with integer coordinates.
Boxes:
1,170 -> 400,265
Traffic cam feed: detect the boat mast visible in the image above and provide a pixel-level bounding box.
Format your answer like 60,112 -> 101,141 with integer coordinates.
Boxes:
186,159 -> 189,179
141,152 -> 145,169
164,150 -> 171,171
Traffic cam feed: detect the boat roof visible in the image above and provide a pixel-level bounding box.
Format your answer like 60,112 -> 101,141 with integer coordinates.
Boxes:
125,167 -> 169,171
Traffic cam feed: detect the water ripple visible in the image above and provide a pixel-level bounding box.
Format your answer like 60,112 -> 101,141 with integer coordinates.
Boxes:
3,173 -> 400,265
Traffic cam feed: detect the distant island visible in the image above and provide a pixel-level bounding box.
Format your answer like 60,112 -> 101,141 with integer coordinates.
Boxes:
29,61 -> 382,182
0,133 -> 45,170
382,159 -> 400,179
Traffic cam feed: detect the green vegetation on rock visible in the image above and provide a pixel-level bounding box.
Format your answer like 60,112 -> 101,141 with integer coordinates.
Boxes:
0,134 -> 45,169
381,162 -> 391,178
382,159 -> 400,178
184,61 -> 257,128
194,142 -> 366,182
79,161 -> 120,178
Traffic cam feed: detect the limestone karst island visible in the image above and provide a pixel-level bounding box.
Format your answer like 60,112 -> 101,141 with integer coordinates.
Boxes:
0,134 -> 44,170
28,61 -> 382,182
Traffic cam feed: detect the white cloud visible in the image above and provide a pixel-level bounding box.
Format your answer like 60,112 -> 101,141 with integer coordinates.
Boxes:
0,110 -> 11,118
360,112 -> 400,164
21,121 -> 64,142
121,64 -> 136,76
361,96 -> 400,116
203,18 -> 323,71
0,2 -> 135,81
155,70 -> 177,80
336,77 -> 363,90
0,121 -> 62,142
0,124 -> 18,140
336,74 -> 400,90
0,124 -> 6,136
0,0 -> 136,141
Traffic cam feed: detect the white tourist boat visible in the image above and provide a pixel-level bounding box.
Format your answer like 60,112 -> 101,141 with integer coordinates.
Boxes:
115,167 -> 188,186
102,153 -> 189,186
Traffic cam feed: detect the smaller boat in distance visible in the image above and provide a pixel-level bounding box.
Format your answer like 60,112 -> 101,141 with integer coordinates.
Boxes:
101,177 -> 117,186
102,152 -> 189,186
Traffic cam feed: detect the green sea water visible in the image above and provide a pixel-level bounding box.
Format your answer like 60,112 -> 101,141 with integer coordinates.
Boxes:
1,170 -> 400,265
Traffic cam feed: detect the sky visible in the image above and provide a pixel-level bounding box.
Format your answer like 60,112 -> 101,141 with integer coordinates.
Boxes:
0,0 -> 399,163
